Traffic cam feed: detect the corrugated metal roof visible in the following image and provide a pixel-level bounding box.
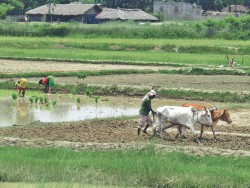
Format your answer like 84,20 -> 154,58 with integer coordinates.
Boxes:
96,8 -> 158,21
26,3 -> 102,16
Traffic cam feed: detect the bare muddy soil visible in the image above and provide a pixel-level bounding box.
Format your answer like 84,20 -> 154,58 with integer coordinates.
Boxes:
81,74 -> 250,92
0,59 -> 174,73
0,110 -> 250,156
0,59 -> 249,93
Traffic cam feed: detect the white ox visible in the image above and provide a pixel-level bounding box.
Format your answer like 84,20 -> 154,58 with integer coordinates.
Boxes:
153,106 -> 213,143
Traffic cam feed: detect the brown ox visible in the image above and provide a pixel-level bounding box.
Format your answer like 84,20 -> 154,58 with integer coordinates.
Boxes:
181,103 -> 232,140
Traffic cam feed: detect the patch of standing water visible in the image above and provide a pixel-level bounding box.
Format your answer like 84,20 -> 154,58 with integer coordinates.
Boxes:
0,95 -> 139,127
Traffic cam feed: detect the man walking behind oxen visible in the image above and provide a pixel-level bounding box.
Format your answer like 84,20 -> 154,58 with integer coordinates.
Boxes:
137,90 -> 157,136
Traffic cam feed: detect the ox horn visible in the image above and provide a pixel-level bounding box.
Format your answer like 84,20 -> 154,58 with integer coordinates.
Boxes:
209,106 -> 217,111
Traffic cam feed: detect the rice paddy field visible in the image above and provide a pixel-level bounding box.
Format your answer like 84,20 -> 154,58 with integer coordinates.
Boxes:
0,36 -> 250,66
0,35 -> 250,188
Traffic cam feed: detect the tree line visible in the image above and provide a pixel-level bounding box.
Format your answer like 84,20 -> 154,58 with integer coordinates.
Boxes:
0,0 -> 249,19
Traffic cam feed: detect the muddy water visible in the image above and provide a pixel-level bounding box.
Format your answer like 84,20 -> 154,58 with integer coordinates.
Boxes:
0,95 -> 141,127
1,94 -> 237,127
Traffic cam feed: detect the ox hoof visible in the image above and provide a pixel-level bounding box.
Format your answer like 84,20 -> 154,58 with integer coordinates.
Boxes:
193,138 -> 200,144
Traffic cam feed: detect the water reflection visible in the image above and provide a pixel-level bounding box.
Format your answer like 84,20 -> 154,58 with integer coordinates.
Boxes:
15,98 -> 35,125
0,95 -> 138,127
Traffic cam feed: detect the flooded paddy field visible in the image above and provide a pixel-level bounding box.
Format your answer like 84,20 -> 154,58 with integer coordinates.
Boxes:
0,94 -> 250,156
0,59 -> 250,157
1,95 -> 154,127
0,95 -> 195,127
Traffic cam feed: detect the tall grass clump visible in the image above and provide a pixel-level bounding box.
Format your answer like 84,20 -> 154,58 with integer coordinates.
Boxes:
29,97 -> 34,104
34,96 -> 39,103
44,97 -> 48,104
39,96 -> 43,104
11,93 -> 17,100
85,89 -> 93,98
71,88 -> 77,95
52,101 -> 57,106
76,97 -> 81,104
95,96 -> 100,103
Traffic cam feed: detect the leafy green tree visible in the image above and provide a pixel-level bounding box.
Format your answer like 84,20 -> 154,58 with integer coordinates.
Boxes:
214,0 -> 223,11
0,3 -> 13,18
7,0 -> 24,14
0,0 -> 23,18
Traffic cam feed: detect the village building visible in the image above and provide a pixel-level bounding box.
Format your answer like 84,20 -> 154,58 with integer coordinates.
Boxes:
222,5 -> 248,13
25,3 -> 102,24
153,1 -> 202,20
95,8 -> 159,23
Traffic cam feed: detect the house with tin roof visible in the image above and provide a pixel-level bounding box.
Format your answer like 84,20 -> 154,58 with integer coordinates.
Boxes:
25,3 -> 102,24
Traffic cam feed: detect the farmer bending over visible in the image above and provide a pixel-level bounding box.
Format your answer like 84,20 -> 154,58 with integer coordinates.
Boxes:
15,78 -> 28,97
39,75 -> 55,93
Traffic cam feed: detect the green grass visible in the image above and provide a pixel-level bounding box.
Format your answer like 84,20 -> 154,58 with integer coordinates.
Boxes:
0,183 -> 123,188
0,36 -> 250,66
1,36 -> 250,48
0,146 -> 249,187
0,89 -> 42,98
1,47 -> 249,66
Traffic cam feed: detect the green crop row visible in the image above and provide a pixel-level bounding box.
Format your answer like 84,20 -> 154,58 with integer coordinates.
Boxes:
0,82 -> 249,103
1,36 -> 250,66
1,36 -> 250,55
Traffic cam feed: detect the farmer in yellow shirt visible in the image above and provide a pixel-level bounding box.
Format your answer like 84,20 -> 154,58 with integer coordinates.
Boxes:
15,78 -> 28,97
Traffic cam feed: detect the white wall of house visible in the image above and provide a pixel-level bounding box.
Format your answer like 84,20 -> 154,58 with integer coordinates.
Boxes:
154,1 -> 202,20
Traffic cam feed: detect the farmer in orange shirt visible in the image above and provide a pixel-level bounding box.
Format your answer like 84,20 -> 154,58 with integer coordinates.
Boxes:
39,75 -> 55,93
